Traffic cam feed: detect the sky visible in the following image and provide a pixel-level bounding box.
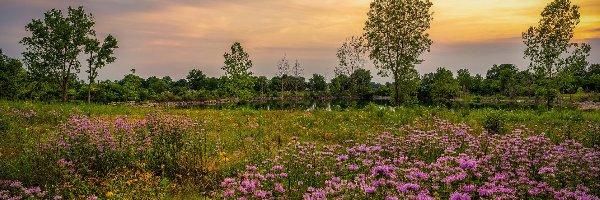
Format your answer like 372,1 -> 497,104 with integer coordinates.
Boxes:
0,0 -> 599,83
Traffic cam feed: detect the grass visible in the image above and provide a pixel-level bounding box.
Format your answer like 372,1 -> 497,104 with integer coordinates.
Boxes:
0,100 -> 598,198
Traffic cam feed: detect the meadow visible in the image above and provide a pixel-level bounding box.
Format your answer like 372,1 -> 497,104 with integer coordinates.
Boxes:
0,100 -> 599,199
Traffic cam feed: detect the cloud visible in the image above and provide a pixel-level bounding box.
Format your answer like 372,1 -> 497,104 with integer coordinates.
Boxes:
1,0 -> 598,83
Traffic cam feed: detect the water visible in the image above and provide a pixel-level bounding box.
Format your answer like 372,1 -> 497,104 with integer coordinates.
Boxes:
175,98 -> 570,111
179,99 -> 392,110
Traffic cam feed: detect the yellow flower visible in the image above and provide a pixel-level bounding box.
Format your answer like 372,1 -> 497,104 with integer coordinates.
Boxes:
106,191 -> 114,197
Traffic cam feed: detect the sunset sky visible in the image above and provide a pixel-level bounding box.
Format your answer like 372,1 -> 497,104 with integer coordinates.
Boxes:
0,0 -> 599,82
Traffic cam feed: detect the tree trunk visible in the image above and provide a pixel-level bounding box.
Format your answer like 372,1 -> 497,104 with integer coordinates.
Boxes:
62,76 -> 68,102
393,73 -> 399,106
87,81 -> 92,103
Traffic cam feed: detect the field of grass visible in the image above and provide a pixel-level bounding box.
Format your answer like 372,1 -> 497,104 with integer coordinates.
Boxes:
0,100 -> 599,199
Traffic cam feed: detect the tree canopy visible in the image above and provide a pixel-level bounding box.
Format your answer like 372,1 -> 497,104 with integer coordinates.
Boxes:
364,0 -> 433,105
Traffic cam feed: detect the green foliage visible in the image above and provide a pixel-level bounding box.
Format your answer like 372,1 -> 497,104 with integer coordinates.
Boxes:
523,0 -> 589,108
330,74 -> 351,96
222,42 -> 254,100
350,68 -> 373,98
186,69 -> 207,91
308,74 -> 326,93
485,64 -> 518,97
483,111 -> 506,134
419,67 -> 460,105
21,6 -> 96,101
0,50 -> 28,99
85,34 -> 118,103
364,0 -> 433,105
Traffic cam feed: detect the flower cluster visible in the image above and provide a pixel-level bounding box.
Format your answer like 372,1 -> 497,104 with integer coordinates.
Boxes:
0,180 -> 48,200
220,118 -> 600,199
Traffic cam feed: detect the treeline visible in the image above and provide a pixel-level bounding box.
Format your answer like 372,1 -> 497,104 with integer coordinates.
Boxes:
1,1 -> 599,107
2,47 -> 599,103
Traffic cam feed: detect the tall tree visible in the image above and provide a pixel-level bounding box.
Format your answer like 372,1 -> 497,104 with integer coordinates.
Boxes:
21,6 -> 95,101
335,36 -> 367,76
336,36 -> 368,96
522,0 -> 589,108
276,54 -> 290,97
222,42 -> 254,99
85,35 -> 118,103
291,59 -> 303,93
364,0 -> 433,105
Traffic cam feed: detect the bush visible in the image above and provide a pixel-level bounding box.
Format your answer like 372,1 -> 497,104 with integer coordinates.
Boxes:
483,111 -> 506,134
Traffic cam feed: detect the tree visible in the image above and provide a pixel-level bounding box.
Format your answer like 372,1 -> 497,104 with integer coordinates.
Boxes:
350,68 -> 373,98
222,42 -> 254,99
364,0 -> 433,105
186,69 -> 207,91
486,64 -> 518,97
336,36 -> 368,96
456,69 -> 472,95
584,64 -> 600,92
291,59 -> 304,93
335,36 -> 367,76
276,55 -> 290,97
557,43 -> 591,94
308,74 -> 326,93
119,74 -> 145,101
419,67 -> 459,105
330,74 -> 351,97
0,50 -> 27,99
21,6 -> 96,101
85,34 -> 118,103
523,0 -> 589,108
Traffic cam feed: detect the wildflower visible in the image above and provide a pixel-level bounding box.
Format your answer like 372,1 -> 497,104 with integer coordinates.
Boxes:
271,165 -> 283,171
254,190 -> 267,198
246,165 -> 258,171
274,183 -> 286,193
337,155 -> 349,161
224,190 -> 235,196
450,192 -> 471,200
364,186 -> 376,194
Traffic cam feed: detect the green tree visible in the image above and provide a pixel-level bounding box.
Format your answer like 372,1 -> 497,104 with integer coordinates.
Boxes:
253,76 -> 269,96
584,64 -> 600,92
145,76 -> 168,98
0,50 -> 28,99
21,6 -> 96,101
186,69 -> 207,91
522,0 -> 589,108
336,36 -> 368,96
85,34 -> 118,103
419,68 -> 460,105
364,0 -> 433,105
308,74 -> 327,93
119,74 -> 145,101
456,69 -> 472,95
222,42 -> 254,99
486,64 -> 518,97
557,43 -> 591,94
350,68 -> 373,98
330,74 -> 351,96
